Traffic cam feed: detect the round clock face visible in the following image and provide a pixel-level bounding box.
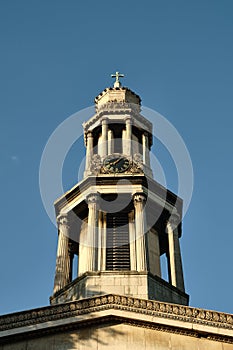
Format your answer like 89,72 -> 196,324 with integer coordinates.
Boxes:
104,155 -> 130,173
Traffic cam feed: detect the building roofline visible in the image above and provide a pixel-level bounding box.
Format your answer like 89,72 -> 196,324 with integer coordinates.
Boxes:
1,294 -> 233,344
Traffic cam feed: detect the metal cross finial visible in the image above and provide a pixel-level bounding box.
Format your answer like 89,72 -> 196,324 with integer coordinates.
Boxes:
111,71 -> 125,88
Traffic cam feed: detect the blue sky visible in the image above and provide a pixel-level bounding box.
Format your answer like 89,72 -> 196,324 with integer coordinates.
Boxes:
0,0 -> 233,315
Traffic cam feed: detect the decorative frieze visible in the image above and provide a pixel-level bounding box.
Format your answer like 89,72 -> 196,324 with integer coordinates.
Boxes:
1,294 -> 233,337
89,154 -> 102,174
96,102 -> 141,115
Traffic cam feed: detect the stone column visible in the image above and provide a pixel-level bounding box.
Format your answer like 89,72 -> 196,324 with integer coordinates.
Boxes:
147,229 -> 161,277
78,219 -> 88,275
102,118 -> 108,157
97,211 -> 103,271
129,211 -> 137,271
166,251 -> 172,284
108,129 -> 113,155
122,129 -> 126,154
101,212 -> 107,270
86,193 -> 99,272
167,215 -> 185,292
68,242 -> 74,281
125,116 -> 132,156
97,211 -> 107,271
85,131 -> 93,174
133,193 -> 148,271
142,132 -> 150,167
53,213 -> 71,294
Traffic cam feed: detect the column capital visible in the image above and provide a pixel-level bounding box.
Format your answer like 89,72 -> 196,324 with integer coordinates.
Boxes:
167,213 -> 180,231
57,213 -> 69,228
166,214 -> 181,231
101,117 -> 108,124
125,115 -> 132,124
133,192 -> 147,205
87,130 -> 93,137
86,192 -> 100,204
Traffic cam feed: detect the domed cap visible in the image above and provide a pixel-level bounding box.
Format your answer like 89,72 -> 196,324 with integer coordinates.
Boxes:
94,72 -> 141,111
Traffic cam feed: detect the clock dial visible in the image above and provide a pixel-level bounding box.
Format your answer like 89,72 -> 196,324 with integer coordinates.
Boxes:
104,155 -> 130,173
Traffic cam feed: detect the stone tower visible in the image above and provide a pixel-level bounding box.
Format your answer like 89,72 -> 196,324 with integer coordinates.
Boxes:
50,73 -> 189,306
2,75 -> 233,349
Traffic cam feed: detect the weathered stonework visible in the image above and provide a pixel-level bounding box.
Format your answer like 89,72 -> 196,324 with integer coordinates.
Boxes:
50,271 -> 189,306
0,294 -> 233,348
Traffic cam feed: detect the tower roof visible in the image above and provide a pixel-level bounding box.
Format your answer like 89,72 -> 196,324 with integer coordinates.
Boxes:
94,86 -> 141,109
94,71 -> 141,112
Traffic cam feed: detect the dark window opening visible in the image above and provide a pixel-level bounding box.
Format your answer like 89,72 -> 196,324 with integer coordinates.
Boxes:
106,213 -> 130,270
109,123 -> 124,154
114,138 -> 122,153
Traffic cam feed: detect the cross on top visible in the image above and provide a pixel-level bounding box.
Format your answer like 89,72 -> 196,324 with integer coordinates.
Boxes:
111,71 -> 124,88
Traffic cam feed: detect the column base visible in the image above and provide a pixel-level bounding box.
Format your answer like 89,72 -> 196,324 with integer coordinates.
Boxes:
50,271 -> 189,306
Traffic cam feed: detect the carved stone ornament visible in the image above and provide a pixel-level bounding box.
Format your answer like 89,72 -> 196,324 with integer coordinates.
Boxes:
1,294 -> 233,344
90,154 -> 102,174
57,213 -> 69,229
96,102 -> 141,116
133,193 -> 147,204
100,165 -> 109,174
96,152 -> 145,175
134,153 -> 143,164
130,153 -> 144,174
86,193 -> 100,204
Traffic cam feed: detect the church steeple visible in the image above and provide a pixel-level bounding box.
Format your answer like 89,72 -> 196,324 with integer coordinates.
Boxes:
50,75 -> 189,306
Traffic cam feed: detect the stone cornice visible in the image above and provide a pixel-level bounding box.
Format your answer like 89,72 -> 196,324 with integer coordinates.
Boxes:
83,106 -> 152,137
1,294 -> 233,339
94,87 -> 141,104
54,175 -> 182,217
